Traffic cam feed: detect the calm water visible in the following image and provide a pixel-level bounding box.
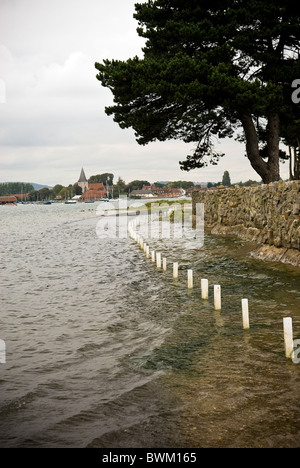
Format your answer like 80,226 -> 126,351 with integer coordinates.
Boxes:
0,202 -> 299,448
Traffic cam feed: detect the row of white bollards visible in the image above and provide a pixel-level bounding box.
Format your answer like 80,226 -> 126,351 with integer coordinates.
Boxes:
128,219 -> 298,363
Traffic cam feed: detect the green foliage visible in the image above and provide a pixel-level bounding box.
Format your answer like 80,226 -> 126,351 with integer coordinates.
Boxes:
88,173 -> 114,185
125,180 -> 151,193
114,177 -> 127,195
95,0 -> 300,182
222,171 -> 231,187
167,181 -> 194,189
52,184 -> 64,196
0,182 -> 34,196
240,180 -> 263,187
27,191 -> 38,202
73,183 -> 82,195
38,188 -> 53,200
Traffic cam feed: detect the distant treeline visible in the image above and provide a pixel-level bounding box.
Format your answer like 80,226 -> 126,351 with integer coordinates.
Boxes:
0,173 -> 263,201
0,182 -> 34,196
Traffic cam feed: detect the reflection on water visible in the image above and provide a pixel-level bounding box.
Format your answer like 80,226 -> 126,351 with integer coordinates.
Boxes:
0,203 -> 299,448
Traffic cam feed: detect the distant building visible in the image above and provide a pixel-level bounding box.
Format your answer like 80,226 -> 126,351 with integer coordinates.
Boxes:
154,187 -> 185,198
130,184 -> 185,199
77,168 -> 106,202
79,184 -> 106,202
78,168 -> 89,194
11,193 -> 30,201
0,196 -> 18,205
130,189 -> 156,198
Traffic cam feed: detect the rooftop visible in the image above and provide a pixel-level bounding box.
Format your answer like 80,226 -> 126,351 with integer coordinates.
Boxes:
78,168 -> 88,183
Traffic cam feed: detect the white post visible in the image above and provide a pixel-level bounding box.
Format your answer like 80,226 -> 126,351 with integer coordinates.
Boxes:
173,262 -> 178,279
214,285 -> 221,310
242,299 -> 250,329
146,246 -> 150,259
188,269 -> 193,289
156,252 -> 162,269
283,317 -> 294,359
0,339 -> 6,364
163,258 -> 167,272
201,279 -> 209,299
151,250 -> 155,263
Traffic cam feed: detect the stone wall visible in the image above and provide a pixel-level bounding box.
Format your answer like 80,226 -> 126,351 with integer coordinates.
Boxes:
192,181 -> 300,267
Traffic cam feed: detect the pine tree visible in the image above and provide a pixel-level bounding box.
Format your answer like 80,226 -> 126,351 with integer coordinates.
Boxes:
96,1 -> 300,183
222,171 -> 231,187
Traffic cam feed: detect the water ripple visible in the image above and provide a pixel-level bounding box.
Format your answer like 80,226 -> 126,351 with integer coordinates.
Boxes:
0,203 -> 299,447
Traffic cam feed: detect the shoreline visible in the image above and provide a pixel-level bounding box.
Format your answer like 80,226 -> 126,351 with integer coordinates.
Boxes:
193,182 -> 300,269
208,224 -> 300,268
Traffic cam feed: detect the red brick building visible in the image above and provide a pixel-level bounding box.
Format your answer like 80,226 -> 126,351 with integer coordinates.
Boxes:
79,183 -> 106,202
0,196 -> 18,205
77,169 -> 107,202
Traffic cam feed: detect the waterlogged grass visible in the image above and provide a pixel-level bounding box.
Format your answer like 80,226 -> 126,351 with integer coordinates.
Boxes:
141,336 -> 209,371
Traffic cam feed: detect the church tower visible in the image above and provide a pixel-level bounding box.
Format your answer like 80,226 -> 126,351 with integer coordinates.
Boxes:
78,168 -> 89,193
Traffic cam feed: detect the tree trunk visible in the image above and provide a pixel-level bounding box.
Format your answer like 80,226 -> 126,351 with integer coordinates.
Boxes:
266,112 -> 280,182
289,146 -> 293,180
239,111 -> 280,183
295,144 -> 300,180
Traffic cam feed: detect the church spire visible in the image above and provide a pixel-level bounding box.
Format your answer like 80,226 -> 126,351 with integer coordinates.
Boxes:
78,168 -> 89,193
78,167 -> 88,183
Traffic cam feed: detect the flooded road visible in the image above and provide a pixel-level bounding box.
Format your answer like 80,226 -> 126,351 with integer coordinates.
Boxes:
0,203 -> 299,447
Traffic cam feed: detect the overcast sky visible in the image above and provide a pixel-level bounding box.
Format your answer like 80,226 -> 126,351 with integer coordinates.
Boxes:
0,0 -> 289,186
